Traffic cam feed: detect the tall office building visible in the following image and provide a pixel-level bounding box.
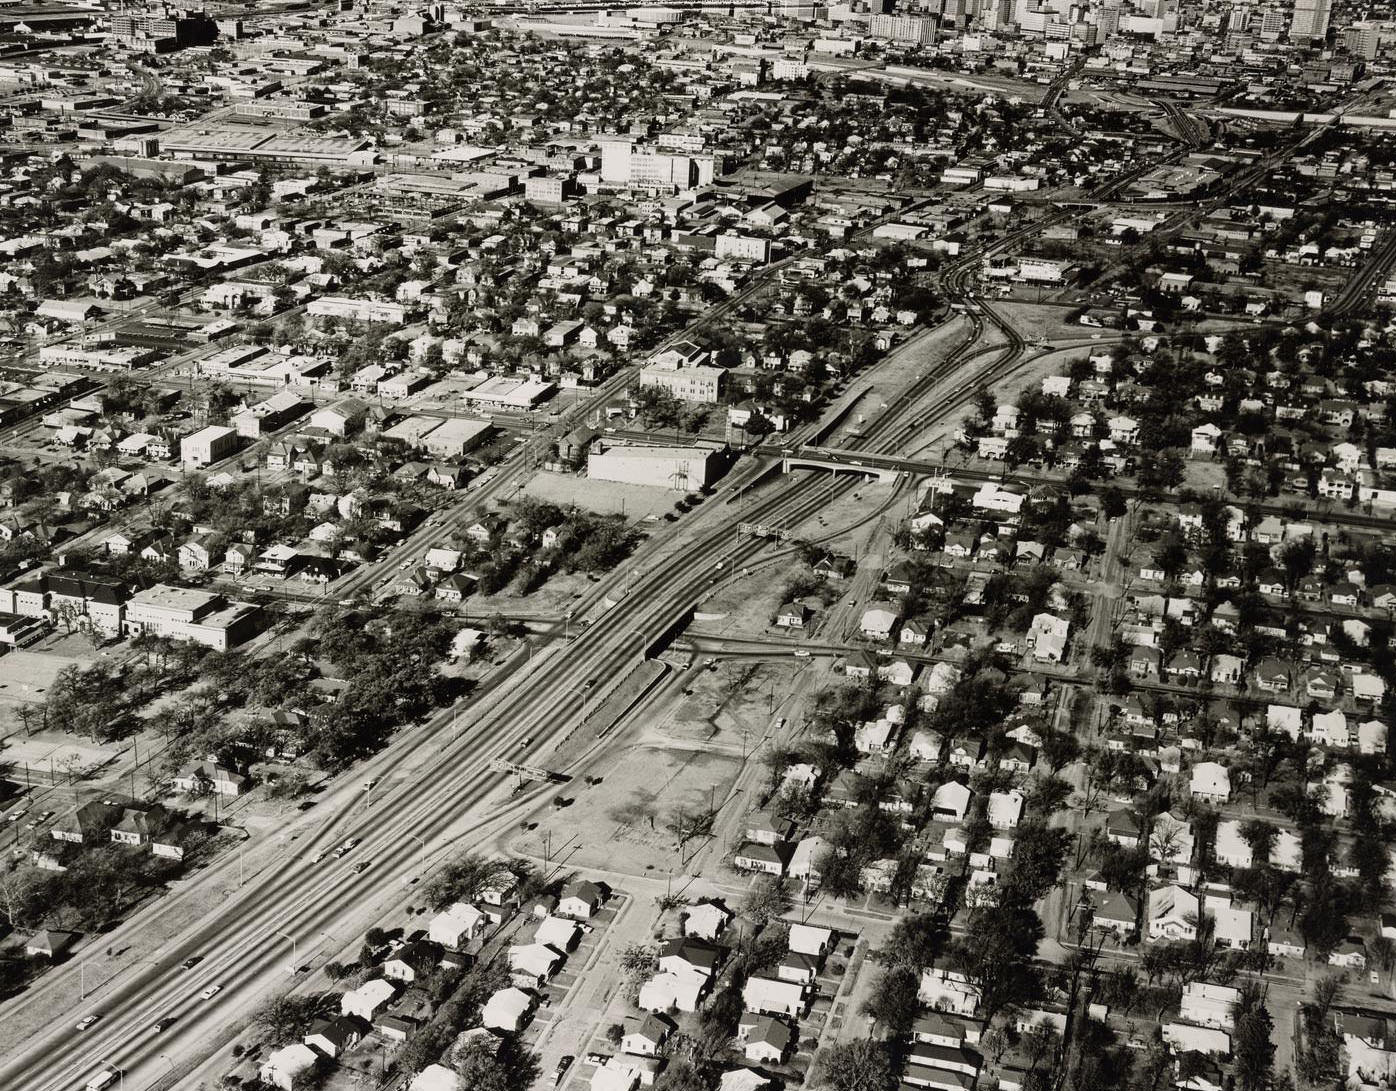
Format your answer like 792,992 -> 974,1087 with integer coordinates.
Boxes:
1344,20 -> 1382,59
1288,0 -> 1330,43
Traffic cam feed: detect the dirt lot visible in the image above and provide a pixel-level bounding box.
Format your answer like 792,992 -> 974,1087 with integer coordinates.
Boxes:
523,470 -> 679,521
0,645 -> 97,736
510,658 -> 798,880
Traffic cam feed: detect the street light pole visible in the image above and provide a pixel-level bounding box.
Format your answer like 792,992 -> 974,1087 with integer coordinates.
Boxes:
409,833 -> 425,874
274,929 -> 297,975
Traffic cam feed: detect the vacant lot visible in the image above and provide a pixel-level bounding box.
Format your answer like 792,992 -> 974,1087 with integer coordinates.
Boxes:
524,471 -> 678,521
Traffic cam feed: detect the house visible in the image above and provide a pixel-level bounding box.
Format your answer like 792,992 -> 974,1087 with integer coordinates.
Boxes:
1334,1011 -> 1396,1086
1330,937 -> 1368,969
1190,761 -> 1231,803
1266,919 -> 1305,960
558,879 -> 604,919
918,967 -> 980,1015
481,986 -> 536,1032
743,975 -> 806,1018
733,842 -> 790,876
775,602 -> 809,629
987,789 -> 1024,830
788,922 -> 835,957
1147,884 -> 1199,941
382,941 -> 439,983
510,937 -> 563,982
173,762 -> 248,797
341,978 -> 397,1021
1106,809 -> 1143,848
684,902 -> 731,942
535,914 -> 580,952
1180,982 -> 1240,1030
1214,819 -> 1253,869
742,1015 -> 794,1064
303,1016 -> 364,1059
931,781 -> 973,824
260,1043 -> 321,1091
621,1013 -> 673,1057
1254,657 -> 1290,693
1091,891 -> 1138,937
659,937 -> 722,981
745,811 -> 796,845
638,971 -> 707,1013
409,1066 -> 463,1091
1210,653 -> 1243,685
428,902 -> 487,949
860,603 -> 899,640
24,929 -> 78,958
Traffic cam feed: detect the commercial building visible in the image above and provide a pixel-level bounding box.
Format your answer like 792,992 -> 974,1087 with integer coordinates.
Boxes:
181,425 -> 238,467
868,14 -> 937,44
306,296 -> 407,325
38,344 -> 161,371
460,377 -> 556,409
230,390 -> 307,438
639,362 -> 725,404
1289,0 -> 1330,42
600,141 -> 716,191
421,417 -> 494,459
587,444 -> 720,490
123,584 -> 260,651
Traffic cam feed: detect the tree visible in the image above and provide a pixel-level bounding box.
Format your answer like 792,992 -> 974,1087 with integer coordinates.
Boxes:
872,912 -> 943,974
816,1039 -> 897,1091
421,852 -> 511,911
948,905 -> 1044,1020
1100,486 -> 1127,520
862,966 -> 919,1036
1233,985 -> 1275,1091
251,992 -> 329,1044
742,876 -> 788,927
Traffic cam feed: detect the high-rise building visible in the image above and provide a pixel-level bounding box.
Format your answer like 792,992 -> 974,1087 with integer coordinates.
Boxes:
1344,20 -> 1382,59
868,12 -> 937,43
1288,0 -> 1330,43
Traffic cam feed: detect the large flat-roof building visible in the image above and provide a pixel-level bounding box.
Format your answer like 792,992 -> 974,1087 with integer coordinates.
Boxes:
587,444 -> 720,490
181,425 -> 238,467
123,585 -> 260,651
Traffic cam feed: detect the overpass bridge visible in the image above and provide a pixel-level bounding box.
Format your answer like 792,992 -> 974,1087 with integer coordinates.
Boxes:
778,444 -> 960,482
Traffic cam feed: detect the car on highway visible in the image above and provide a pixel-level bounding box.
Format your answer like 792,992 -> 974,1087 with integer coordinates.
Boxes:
74,1014 -> 101,1031
198,984 -> 222,1000
152,1016 -> 177,1033
334,837 -> 361,858
181,956 -> 203,969
86,1066 -> 121,1091
793,649 -> 811,658
352,860 -> 372,874
309,850 -> 327,863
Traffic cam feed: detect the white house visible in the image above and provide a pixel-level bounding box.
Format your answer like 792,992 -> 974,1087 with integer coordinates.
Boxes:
1190,762 -> 1231,803
918,967 -> 980,1015
987,789 -> 1024,830
482,987 -> 536,1032
1180,982 -> 1240,1030
1147,885 -> 1199,942
260,1044 -> 320,1091
340,978 -> 396,1021
742,975 -> 806,1019
427,902 -> 487,949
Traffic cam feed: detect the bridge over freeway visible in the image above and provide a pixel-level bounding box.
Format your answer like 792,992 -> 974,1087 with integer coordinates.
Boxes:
779,444 -> 946,482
